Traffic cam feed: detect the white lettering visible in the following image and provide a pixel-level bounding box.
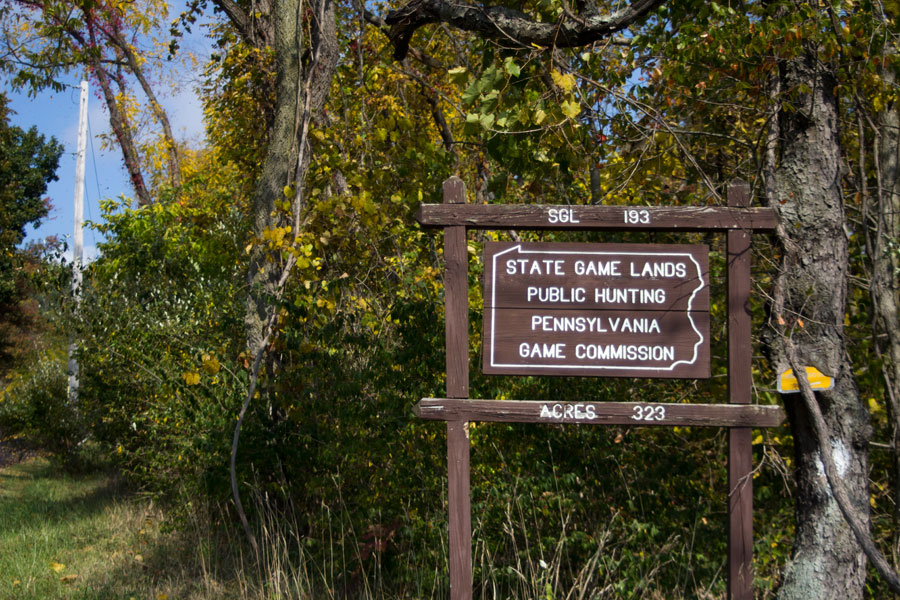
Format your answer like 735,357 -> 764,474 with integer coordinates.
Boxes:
529,315 -> 608,333
624,209 -> 650,224
518,342 -> 567,359
629,261 -> 688,278
505,258 -> 566,276
526,286 -> 586,303
594,287 -> 666,305
548,208 -> 580,224
574,344 -> 676,362
540,403 -> 598,421
574,260 -> 621,277
631,405 -> 667,421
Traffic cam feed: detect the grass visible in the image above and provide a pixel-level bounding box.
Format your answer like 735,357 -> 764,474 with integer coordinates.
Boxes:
0,455 -> 734,599
0,456 -> 398,600
0,457 -> 219,600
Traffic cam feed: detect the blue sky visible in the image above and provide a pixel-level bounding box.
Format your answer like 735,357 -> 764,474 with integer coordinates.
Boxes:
5,4 -> 212,259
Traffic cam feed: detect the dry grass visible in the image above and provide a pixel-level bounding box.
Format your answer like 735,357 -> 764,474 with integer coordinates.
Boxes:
1,457 -> 727,599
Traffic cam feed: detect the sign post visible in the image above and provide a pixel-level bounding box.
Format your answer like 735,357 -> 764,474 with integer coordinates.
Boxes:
727,181 -> 754,600
442,177 -> 472,600
420,177 -> 782,600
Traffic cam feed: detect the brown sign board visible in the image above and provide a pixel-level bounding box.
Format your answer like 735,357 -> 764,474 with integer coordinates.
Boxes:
415,399 -> 786,428
482,242 -> 710,378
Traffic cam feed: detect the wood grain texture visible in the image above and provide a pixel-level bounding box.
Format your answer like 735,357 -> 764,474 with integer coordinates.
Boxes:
447,421 -> 472,600
442,177 -> 472,600
416,399 -> 786,427
727,179 -> 754,600
483,241 -> 709,311
443,177 -> 469,399
483,309 -> 710,378
728,427 -> 754,600
416,204 -> 777,231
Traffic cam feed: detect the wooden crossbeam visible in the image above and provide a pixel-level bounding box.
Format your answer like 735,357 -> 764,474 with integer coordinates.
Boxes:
416,398 -> 785,428
415,204 -> 778,232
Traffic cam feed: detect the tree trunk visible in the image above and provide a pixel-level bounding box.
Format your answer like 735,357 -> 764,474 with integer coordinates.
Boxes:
109,31 -> 182,189
244,0 -> 338,353
770,44 -> 870,600
874,51 -> 900,564
85,17 -> 152,207
91,62 -> 152,207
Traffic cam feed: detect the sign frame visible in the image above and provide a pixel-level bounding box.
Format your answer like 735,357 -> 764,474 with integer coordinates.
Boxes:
421,177 -> 781,600
482,241 -> 711,378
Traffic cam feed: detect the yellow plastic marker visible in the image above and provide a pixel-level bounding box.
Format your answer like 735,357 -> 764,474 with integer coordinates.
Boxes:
778,367 -> 834,394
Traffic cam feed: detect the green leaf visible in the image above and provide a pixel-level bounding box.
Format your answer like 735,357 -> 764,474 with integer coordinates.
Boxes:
447,66 -> 468,85
461,81 -> 482,106
503,57 -> 521,77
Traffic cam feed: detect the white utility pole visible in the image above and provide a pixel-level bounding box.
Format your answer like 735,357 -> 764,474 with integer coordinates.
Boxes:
67,80 -> 88,405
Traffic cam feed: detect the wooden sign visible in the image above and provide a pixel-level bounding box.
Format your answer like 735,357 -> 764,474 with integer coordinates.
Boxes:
777,367 -> 834,393
416,398 -> 785,428
482,242 -> 710,378
416,204 -> 778,232
423,178 -> 778,600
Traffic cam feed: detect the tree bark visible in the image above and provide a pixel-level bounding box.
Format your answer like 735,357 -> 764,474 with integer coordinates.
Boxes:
90,62 -> 152,206
84,16 -> 152,207
873,46 -> 900,565
384,0 -> 664,60
221,0 -> 338,550
107,29 -> 182,189
769,43 -> 871,600
243,0 -> 338,352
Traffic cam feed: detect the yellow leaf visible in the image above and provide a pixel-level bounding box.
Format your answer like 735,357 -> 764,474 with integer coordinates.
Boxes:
550,70 -> 576,93
60,574 -> 78,583
156,594 -> 169,600
561,99 -> 580,119
202,356 -> 220,375
50,561 -> 66,573
447,66 -> 468,85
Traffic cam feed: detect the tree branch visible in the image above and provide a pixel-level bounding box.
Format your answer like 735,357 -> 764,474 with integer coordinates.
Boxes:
211,0 -> 260,46
384,0 -> 664,60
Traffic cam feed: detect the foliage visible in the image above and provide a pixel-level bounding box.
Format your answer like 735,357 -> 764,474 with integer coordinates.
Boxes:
0,92 -> 61,306
0,92 -> 62,383
10,0 -> 900,596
